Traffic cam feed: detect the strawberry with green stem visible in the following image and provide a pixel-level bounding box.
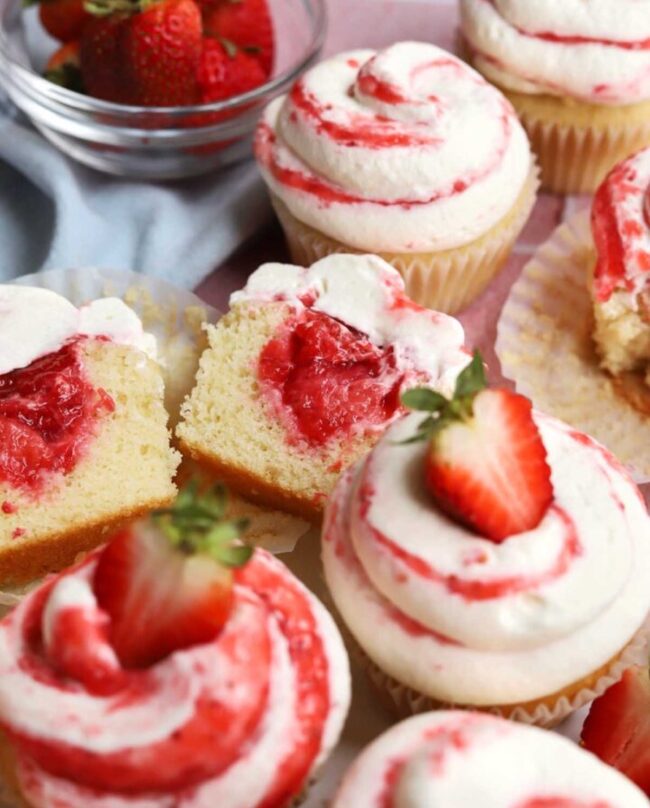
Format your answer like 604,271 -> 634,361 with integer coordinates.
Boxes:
44,40 -> 85,92
402,351 -> 554,542
202,0 -> 274,76
93,481 -> 251,669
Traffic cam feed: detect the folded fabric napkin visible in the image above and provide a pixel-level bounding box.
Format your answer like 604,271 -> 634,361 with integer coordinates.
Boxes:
0,94 -> 271,289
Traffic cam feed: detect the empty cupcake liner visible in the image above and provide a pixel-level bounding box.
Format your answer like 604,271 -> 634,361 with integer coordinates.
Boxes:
353,613 -> 650,730
496,210 -> 650,485
271,164 -> 539,315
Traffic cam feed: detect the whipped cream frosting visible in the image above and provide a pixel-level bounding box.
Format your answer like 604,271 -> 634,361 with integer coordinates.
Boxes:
232,253 -> 470,399
323,412 -> 650,705
461,0 -> 650,105
333,711 -> 649,807
0,548 -> 350,807
0,286 -> 157,375
592,147 -> 650,303
254,42 -> 532,253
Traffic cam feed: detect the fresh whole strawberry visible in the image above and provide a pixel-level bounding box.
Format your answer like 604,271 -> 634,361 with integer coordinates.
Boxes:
38,0 -> 91,42
93,482 -> 251,669
402,351 -> 554,542
79,13 -> 129,102
80,0 -> 202,106
44,40 -> 85,92
119,0 -> 203,106
203,0 -> 273,76
581,667 -> 650,795
197,37 -> 266,103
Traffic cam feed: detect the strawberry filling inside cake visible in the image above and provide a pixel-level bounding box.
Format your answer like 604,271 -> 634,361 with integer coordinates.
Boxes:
257,309 -> 404,446
0,339 -> 114,492
0,487 -> 350,807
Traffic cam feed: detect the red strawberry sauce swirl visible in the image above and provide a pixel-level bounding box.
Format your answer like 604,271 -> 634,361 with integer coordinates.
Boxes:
591,148 -> 650,302
254,42 -> 531,254
0,549 -> 349,807
331,712 -> 644,807
0,338 -> 114,493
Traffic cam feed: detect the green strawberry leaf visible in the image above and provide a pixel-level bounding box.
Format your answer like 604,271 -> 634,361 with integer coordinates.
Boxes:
453,350 -> 486,399
401,387 -> 447,413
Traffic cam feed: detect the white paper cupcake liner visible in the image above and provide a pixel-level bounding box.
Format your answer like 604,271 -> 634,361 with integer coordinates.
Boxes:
0,268 -> 308,614
354,613 -> 650,730
496,210 -> 650,484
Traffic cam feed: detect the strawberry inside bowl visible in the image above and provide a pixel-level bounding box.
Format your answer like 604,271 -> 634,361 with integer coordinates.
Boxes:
0,0 -> 325,179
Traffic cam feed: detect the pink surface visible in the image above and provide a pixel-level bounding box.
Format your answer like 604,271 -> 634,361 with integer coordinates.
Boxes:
195,0 -> 590,387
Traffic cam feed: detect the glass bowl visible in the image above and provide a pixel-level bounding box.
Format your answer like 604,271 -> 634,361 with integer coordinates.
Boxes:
0,0 -> 326,179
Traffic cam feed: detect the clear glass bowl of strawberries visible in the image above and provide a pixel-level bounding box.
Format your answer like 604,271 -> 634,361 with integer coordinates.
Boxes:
0,0 -> 325,178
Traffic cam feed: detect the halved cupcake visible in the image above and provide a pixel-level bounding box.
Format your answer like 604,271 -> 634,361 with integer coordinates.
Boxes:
176,253 -> 469,520
0,286 -> 179,587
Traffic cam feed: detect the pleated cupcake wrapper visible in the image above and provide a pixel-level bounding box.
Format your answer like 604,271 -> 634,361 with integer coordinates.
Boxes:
270,164 -> 539,316
0,268 -> 309,614
352,613 -> 650,730
496,210 -> 650,484
511,102 -> 650,195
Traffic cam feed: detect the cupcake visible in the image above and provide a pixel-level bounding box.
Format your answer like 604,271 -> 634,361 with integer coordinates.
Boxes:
177,253 -> 470,520
0,484 -> 351,807
460,0 -> 650,193
0,285 -> 180,588
496,147 -> 650,480
254,41 -> 537,314
332,710 -> 649,806
322,355 -> 650,727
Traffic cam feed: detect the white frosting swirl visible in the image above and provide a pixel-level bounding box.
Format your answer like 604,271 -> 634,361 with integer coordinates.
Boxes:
332,711 -> 649,807
0,286 -> 157,375
461,0 -> 650,105
232,254 -> 470,399
0,549 -> 351,807
255,42 -> 532,253
322,413 -> 650,705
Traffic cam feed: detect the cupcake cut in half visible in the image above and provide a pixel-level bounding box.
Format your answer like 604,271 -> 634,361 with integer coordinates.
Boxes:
332,711 -> 649,807
254,41 -> 537,314
460,0 -> 650,193
0,286 -> 180,587
176,254 -> 470,521
323,355 -> 650,726
0,483 -> 350,808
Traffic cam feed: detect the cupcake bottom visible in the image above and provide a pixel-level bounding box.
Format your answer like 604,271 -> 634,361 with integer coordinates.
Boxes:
352,619 -> 650,729
270,165 -> 538,315
496,87 -> 650,194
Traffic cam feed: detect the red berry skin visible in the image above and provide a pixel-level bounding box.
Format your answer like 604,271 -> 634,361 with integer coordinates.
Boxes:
425,389 -> 553,543
39,0 -> 90,42
197,37 -> 266,104
80,14 -> 129,103
120,0 -> 202,106
582,667 -> 650,795
203,0 -> 274,76
45,40 -> 81,72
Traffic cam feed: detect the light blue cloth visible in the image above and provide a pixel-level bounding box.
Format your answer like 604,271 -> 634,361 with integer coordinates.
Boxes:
0,95 -> 271,289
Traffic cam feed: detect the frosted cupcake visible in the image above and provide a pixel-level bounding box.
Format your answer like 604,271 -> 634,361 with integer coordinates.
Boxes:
0,485 -> 350,807
460,0 -> 650,193
254,41 -> 537,314
332,711 -> 649,806
322,356 -> 650,726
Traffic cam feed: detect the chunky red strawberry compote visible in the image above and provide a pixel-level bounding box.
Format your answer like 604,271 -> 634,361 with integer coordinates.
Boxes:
0,491 -> 350,808
258,310 -> 404,446
0,339 -> 114,493
331,712 -> 647,807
